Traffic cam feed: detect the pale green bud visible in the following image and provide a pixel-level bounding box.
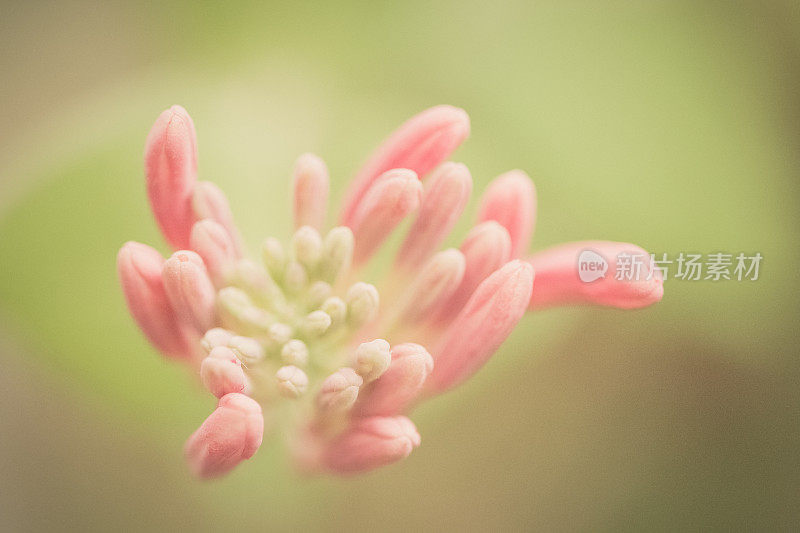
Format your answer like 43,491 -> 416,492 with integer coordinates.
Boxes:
345,282 -> 379,326
228,259 -> 285,310
268,322 -> 293,345
291,226 -> 323,270
319,227 -> 354,283
283,261 -> 308,294
321,296 -> 347,327
354,339 -> 391,382
276,365 -> 309,398
261,237 -> 286,281
306,281 -> 332,309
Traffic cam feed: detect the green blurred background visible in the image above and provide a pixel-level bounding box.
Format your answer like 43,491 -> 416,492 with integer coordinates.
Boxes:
1,1 -> 798,530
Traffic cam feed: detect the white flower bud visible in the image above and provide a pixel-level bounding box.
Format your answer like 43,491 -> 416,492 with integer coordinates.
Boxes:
345,282 -> 379,326
201,327 -> 235,353
268,323 -> 293,345
316,368 -> 363,413
227,335 -> 265,365
281,339 -> 309,366
306,281 -> 332,308
284,261 -> 308,294
276,365 -> 309,398
303,310 -> 332,337
354,339 -> 391,382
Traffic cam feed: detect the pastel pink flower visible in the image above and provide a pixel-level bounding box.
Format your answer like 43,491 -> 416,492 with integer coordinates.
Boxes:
118,104 -> 662,479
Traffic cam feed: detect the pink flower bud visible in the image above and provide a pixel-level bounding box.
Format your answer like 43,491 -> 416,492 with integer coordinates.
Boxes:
526,241 -> 663,310
316,368 -> 363,414
200,346 -> 249,398
477,170 -> 536,258
427,260 -> 534,393
144,105 -> 198,250
354,343 -> 433,417
192,181 -> 243,255
433,221 -> 511,324
395,162 -> 472,270
349,169 -> 423,265
293,153 -> 329,230
184,393 -> 264,479
162,250 -> 217,333
341,105 -> 470,225
321,416 -> 420,474
395,249 -> 465,324
190,219 -> 239,287
116,241 -> 195,360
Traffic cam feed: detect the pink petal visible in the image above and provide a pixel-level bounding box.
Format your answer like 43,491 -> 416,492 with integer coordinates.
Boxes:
162,250 -> 218,333
293,153 -> 329,230
144,105 -> 198,250
477,170 -> 536,258
200,346 -> 249,398
116,241 -> 195,360
192,181 -> 243,256
427,260 -> 534,393
395,249 -> 466,324
349,169 -> 423,265
341,105 -> 470,226
526,241 -> 664,310
190,219 -> 239,288
395,162 -> 472,270
354,343 -> 434,417
321,416 -> 420,474
433,221 -> 512,324
184,393 -> 264,479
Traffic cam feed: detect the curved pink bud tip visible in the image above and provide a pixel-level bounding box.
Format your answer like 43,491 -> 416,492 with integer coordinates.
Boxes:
526,241 -> 664,310
117,241 -> 195,360
355,343 -> 434,417
184,393 -> 264,479
316,368 -> 364,413
395,162 -> 473,270
293,153 -> 329,231
477,170 -> 536,258
341,105 -> 470,226
144,105 -> 198,250
190,219 -> 239,287
201,346 -> 249,398
427,260 -> 534,393
349,169 -> 423,265
322,416 -> 420,474
162,250 -> 217,333
192,181 -> 243,255
434,221 -> 512,324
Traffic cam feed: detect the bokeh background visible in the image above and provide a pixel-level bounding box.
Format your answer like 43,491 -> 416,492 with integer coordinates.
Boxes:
1,1 -> 798,530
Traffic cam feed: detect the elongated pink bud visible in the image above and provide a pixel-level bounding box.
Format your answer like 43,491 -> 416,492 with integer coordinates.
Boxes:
354,343 -> 434,417
341,105 -> 470,225
192,181 -> 243,255
162,250 -> 217,333
190,219 -> 239,287
396,249 -> 465,324
293,153 -> 329,230
321,416 -> 420,474
477,170 -> 536,258
184,393 -> 264,479
201,346 -> 250,398
433,221 -> 511,324
349,169 -> 423,264
117,241 -> 195,360
144,105 -> 198,250
427,260 -> 534,393
526,241 -> 663,309
395,162 -> 472,269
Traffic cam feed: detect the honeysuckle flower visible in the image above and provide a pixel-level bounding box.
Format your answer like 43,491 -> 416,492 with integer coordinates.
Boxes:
117,104 -> 662,479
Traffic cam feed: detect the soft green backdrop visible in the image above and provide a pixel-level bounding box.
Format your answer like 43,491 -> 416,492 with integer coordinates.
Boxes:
1,1 -> 798,531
